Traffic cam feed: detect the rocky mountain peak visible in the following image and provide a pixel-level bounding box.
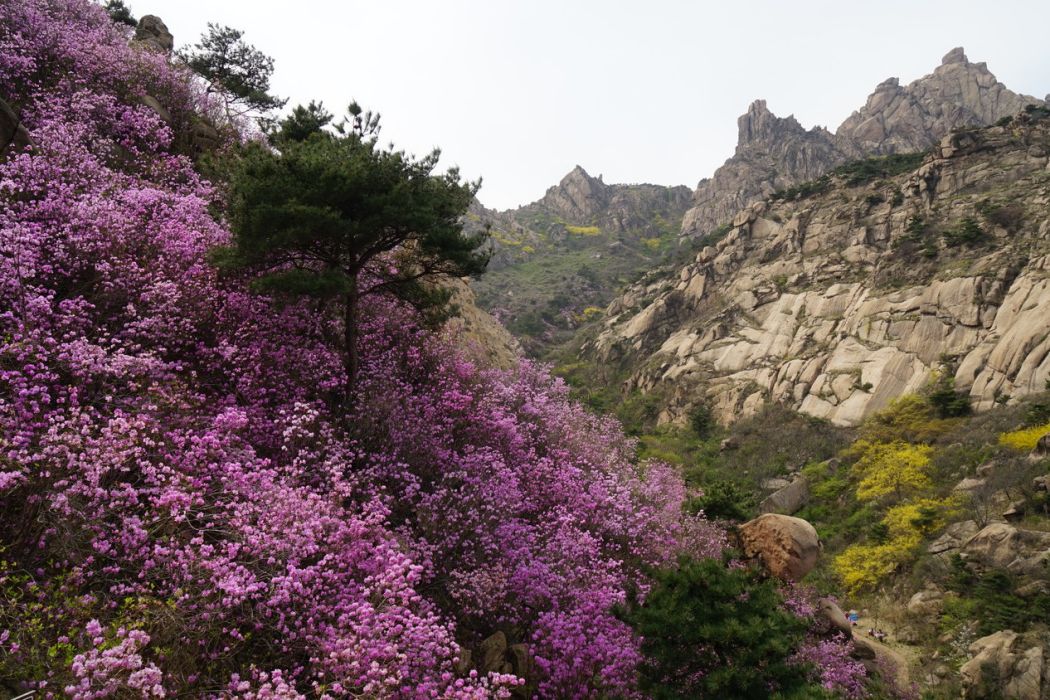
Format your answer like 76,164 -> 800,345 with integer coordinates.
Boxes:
838,46 -> 1041,153
680,48 -> 1045,238
736,100 -> 806,147
536,164 -> 610,221
941,46 -> 967,65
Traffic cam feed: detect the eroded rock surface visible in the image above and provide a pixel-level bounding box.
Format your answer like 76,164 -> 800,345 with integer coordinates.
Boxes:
960,630 -> 1046,700
738,513 -> 820,580
591,115 -> 1050,426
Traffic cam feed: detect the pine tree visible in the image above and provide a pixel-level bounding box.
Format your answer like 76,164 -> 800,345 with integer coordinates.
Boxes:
214,104 -> 488,399
618,557 -> 825,699
181,23 -> 286,120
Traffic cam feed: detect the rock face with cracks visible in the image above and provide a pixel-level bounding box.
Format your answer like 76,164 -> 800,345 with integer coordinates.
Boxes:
591,113 -> 1050,427
960,630 -> 1047,700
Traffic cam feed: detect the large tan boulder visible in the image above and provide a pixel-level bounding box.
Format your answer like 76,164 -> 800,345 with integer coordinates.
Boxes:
133,15 -> 174,53
906,586 -> 944,616
962,523 -> 1050,575
738,513 -> 821,580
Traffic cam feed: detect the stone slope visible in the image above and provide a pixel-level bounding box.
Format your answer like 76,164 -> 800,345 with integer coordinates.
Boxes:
681,48 -> 1046,239
591,110 -> 1050,426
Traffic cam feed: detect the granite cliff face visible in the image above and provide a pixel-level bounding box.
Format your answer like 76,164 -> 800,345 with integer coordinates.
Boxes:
681,48 -> 1046,239
591,110 -> 1050,426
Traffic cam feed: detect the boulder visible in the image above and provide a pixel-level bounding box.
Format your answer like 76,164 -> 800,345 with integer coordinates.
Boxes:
907,586 -> 944,616
759,476 -> 810,515
507,643 -> 534,696
139,95 -> 171,125
814,598 -> 853,638
761,477 -> 791,491
961,523 -> 1050,575
186,119 -> 222,155
953,477 -> 986,492
1033,434 -> 1050,459
0,97 -> 31,157
133,15 -> 174,53
851,637 -> 878,660
478,631 -> 508,674
960,630 -> 1045,700
453,649 -> 472,676
719,436 -> 739,452
738,513 -> 821,580
1003,500 -> 1026,522
928,520 -> 979,555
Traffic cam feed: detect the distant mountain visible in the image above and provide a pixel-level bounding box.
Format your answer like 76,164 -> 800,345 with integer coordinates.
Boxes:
680,48 -> 1046,238
467,167 -> 691,355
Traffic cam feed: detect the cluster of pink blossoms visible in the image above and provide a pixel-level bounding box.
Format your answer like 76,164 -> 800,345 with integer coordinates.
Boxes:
0,1 -> 714,697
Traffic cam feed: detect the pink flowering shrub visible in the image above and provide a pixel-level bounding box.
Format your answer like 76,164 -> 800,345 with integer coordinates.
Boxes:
0,1 -> 707,697
67,624 -> 165,699
791,637 -> 869,700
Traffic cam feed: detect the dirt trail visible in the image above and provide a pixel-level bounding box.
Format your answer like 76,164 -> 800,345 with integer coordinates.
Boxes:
854,615 -> 921,689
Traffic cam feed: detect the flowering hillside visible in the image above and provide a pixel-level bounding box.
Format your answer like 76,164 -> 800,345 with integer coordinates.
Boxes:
0,1 -> 709,697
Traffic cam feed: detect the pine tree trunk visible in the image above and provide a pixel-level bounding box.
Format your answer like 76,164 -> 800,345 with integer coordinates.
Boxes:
343,277 -> 359,403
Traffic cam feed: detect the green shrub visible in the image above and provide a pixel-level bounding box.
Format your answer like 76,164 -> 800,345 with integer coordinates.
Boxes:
945,560 -> 1050,636
833,152 -> 926,186
926,375 -> 972,418
1023,401 -> 1050,428
770,175 -> 831,202
689,479 -> 756,522
619,557 -> 827,699
942,218 -> 987,247
689,403 -> 715,439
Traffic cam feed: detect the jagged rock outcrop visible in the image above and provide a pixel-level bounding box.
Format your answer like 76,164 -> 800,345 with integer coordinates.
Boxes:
960,630 -> 1047,700
681,48 -> 1045,239
839,48 -> 1042,153
133,15 -> 174,53
522,165 -> 692,237
682,100 -> 843,239
535,165 -> 611,222
592,112 -> 1050,426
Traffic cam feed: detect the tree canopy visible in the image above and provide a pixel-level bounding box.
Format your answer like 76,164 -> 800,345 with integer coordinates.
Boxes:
216,103 -> 489,395
618,557 -> 829,699
181,23 -> 285,119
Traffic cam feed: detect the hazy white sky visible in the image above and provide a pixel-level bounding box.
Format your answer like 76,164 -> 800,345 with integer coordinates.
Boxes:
140,0 -> 1050,210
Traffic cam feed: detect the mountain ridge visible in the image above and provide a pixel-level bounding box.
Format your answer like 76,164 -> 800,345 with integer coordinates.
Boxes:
680,47 -> 1046,239
587,107 -> 1050,427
